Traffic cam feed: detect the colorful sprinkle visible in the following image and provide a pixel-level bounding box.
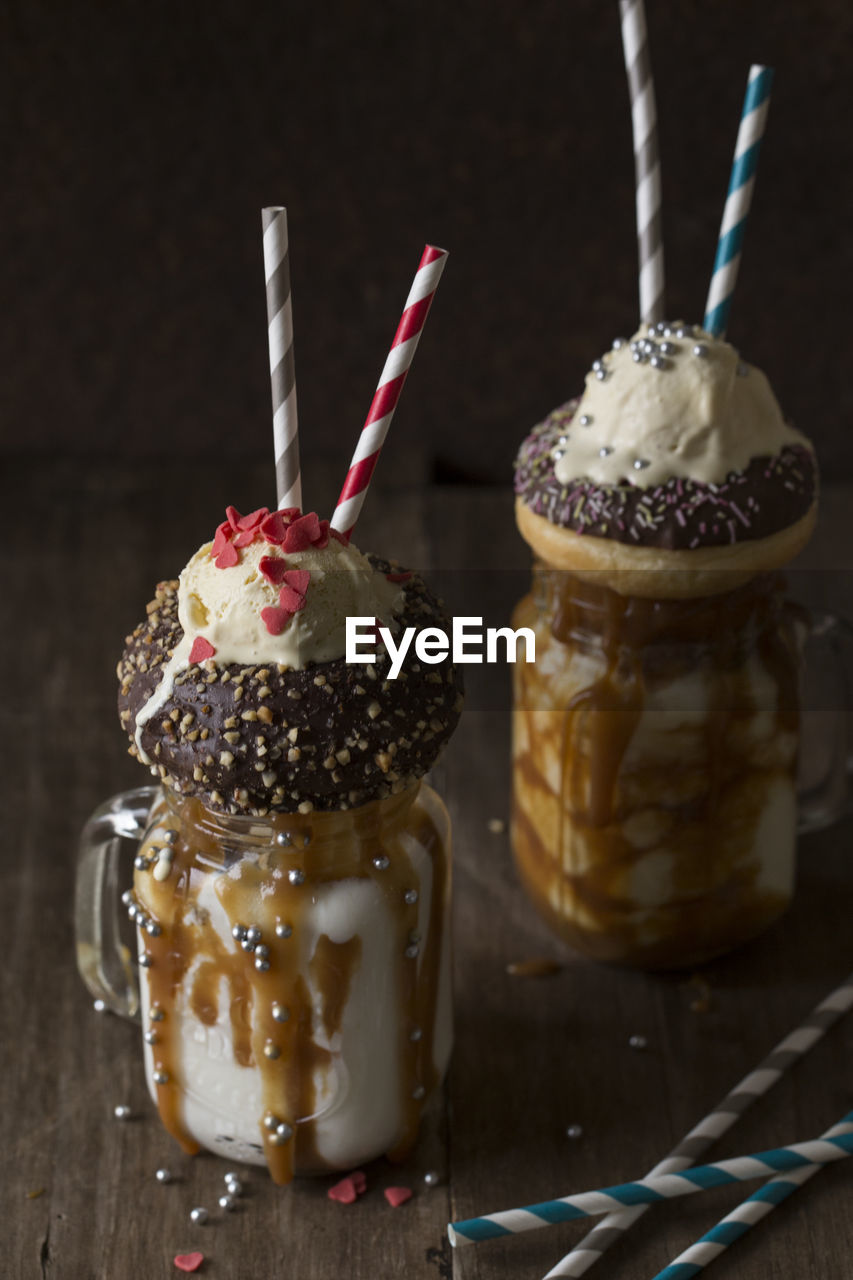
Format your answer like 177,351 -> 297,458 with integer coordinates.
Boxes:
384,1186 -> 413,1208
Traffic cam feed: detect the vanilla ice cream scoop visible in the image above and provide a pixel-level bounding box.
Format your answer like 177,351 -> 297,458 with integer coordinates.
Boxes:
553,324 -> 809,490
179,526 -> 403,669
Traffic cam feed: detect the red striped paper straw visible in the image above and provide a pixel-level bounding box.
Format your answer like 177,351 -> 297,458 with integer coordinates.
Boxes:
262,207 -> 302,511
330,245 -> 448,540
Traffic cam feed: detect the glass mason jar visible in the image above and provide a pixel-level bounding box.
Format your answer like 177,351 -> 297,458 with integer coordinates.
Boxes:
511,565 -> 852,970
76,781 -> 452,1184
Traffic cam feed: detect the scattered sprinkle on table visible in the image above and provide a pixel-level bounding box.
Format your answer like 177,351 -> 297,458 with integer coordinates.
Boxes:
328,1170 -> 367,1204
173,1253 -> 204,1273
487,818 -> 506,834
384,1186 -> 413,1207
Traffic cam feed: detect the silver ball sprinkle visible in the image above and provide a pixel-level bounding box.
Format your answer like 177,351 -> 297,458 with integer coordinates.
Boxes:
659,341 -> 677,356
373,855 -> 390,871
223,1170 -> 239,1183
163,829 -> 179,846
263,1113 -> 278,1132
138,952 -> 153,968
566,1123 -> 584,1140
692,343 -> 709,358
633,459 -> 651,471
225,1176 -> 243,1196
594,368 -> 606,381
232,923 -> 248,941
591,359 -> 603,371
612,337 -> 626,350
255,944 -> 269,959
288,868 -> 305,886
153,1069 -> 170,1085
272,1002 -> 290,1023
218,1193 -> 237,1212
275,922 -> 293,939
254,957 -> 271,972
676,325 -> 693,338
93,999 -> 107,1014
557,433 -> 569,446
144,920 -> 162,936
189,1207 -> 208,1226
599,446 -> 613,458
404,889 -> 419,905
155,1168 -> 172,1184
134,854 -> 149,870
412,1084 -> 426,1101
579,414 -> 592,427
629,1034 -> 648,1050
113,1104 -> 131,1120
263,1041 -> 281,1060
424,1170 -> 440,1187
245,926 -> 262,945
276,1122 -> 294,1140
649,355 -> 668,370
405,944 -> 420,959
241,938 -> 255,952
150,1005 -> 164,1022
121,890 -> 134,906
409,1027 -> 422,1042
551,448 -> 565,461
632,350 -> 646,363
275,831 -> 293,847
144,1030 -> 159,1045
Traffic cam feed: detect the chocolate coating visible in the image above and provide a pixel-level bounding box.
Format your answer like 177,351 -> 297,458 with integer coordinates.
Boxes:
514,400 -> 818,550
118,558 -> 463,816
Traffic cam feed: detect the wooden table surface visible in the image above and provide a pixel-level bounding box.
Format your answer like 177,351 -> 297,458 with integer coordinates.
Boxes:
5,458 -> 853,1280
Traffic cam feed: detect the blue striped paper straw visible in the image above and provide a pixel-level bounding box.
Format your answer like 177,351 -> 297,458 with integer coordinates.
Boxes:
447,1126 -> 853,1246
703,65 -> 774,337
652,1113 -> 853,1280
544,969 -> 853,1278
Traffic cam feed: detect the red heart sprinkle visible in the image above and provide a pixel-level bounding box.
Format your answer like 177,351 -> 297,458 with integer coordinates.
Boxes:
261,509 -> 300,544
215,542 -> 240,569
261,605 -> 294,636
173,1254 -> 204,1273
283,512 -> 321,552
330,527 -> 349,545
328,1171 -> 367,1204
211,521 -> 232,558
279,584 -> 307,613
232,529 -> 257,548
225,505 -> 243,531
384,1186 -> 412,1208
386,571 -> 412,583
283,569 -> 311,597
189,637 -> 216,664
259,555 -> 290,585
314,519 -> 331,549
237,507 -> 268,531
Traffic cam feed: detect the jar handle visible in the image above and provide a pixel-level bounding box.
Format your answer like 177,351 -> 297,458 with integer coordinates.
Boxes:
74,786 -> 159,1019
797,613 -> 853,834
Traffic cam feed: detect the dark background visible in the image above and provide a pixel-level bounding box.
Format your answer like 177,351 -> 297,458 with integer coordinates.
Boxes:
2,0 -> 851,491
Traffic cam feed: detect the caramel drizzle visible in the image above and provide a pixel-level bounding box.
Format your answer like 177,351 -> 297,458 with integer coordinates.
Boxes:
134,785 -> 447,1182
511,571 -> 801,969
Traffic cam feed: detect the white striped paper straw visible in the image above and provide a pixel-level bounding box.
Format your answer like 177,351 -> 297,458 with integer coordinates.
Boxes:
262,207 -> 302,511
620,0 -> 664,327
543,968 -> 853,1278
652,1113 -> 853,1280
330,244 -> 447,542
703,65 -> 774,337
447,1126 -> 853,1246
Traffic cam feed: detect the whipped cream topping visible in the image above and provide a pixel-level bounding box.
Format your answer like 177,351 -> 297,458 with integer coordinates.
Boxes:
553,324 -> 810,491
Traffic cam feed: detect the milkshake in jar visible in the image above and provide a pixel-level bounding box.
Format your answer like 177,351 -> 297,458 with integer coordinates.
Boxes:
511,324 -> 820,969
79,505 -> 462,1181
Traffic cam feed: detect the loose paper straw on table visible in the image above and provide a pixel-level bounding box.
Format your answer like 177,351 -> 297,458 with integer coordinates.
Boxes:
262,207 -> 302,511
652,1113 -> 853,1280
703,65 -> 774,337
543,969 -> 853,1279
620,0 -> 664,327
329,244 -> 447,541
447,1127 -> 853,1246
